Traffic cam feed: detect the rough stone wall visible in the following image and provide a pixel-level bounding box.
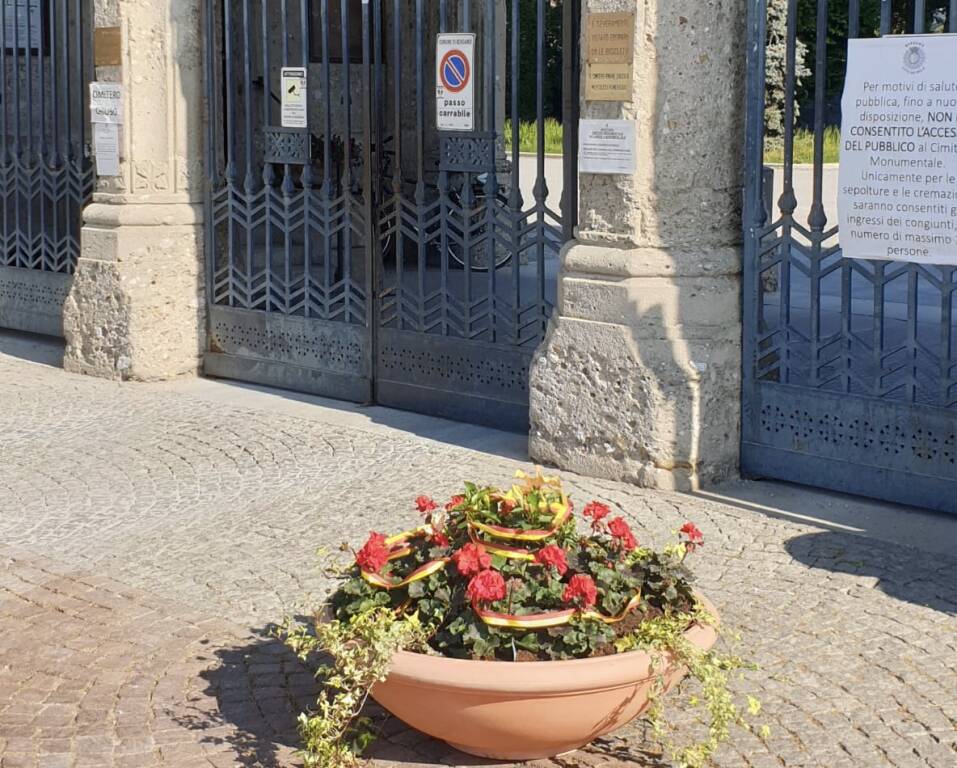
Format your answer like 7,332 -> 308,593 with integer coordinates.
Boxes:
64,206 -> 204,381
529,0 -> 747,490
64,0 -> 206,381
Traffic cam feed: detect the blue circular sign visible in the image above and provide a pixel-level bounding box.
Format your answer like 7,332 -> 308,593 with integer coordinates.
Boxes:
440,51 -> 470,93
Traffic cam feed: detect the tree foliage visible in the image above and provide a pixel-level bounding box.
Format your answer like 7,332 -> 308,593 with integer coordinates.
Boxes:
765,0 -> 810,141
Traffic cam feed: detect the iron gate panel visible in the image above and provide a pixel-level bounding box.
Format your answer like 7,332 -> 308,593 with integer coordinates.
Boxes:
205,0 -> 577,430
204,0 -> 376,402
370,0 -> 575,429
743,0 -> 957,512
0,1 -> 93,337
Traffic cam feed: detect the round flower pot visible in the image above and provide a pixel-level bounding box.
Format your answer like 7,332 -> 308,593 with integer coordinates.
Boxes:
371,594 -> 719,761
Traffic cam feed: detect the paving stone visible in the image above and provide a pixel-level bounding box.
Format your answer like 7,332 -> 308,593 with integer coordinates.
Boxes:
0,352 -> 955,767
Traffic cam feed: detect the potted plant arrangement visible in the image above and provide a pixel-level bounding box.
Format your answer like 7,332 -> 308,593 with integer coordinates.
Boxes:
281,470 -> 764,767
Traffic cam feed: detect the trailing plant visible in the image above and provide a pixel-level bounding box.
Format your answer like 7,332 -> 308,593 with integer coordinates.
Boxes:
617,606 -> 767,768
279,469 -> 765,766
277,609 -> 429,768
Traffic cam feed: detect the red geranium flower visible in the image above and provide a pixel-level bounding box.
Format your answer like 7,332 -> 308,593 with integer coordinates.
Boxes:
452,542 -> 491,577
607,517 -> 638,551
534,544 -> 568,576
498,498 -> 517,516
430,531 -> 451,548
415,495 -> 438,515
466,569 -> 507,604
680,522 -> 704,552
583,501 -> 610,530
562,574 -> 598,608
355,532 -> 390,573
445,495 -> 466,511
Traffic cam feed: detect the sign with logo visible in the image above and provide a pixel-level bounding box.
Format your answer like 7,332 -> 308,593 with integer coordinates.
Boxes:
281,67 -> 308,128
584,12 -> 635,102
579,119 -> 636,175
89,82 -> 124,125
436,33 -> 475,131
838,36 -> 957,265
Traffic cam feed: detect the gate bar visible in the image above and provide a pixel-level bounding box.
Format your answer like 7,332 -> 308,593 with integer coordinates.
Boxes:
742,0 -> 767,445
561,0 -> 580,243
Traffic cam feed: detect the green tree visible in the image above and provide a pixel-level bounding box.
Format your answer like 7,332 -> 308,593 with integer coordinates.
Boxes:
507,0 -> 564,123
765,0 -> 810,141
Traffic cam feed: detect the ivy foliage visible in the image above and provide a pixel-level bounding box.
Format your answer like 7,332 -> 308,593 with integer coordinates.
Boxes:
277,609 -> 429,768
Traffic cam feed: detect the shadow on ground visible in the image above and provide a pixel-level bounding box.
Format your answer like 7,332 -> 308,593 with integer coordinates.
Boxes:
167,630 -> 315,767
0,329 -> 64,367
785,530 -> 957,614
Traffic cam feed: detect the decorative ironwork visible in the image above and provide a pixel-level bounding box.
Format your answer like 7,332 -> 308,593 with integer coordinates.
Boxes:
0,1 -> 93,335
262,127 -> 311,165
205,0 -> 579,431
742,0 -> 957,512
439,133 -> 496,173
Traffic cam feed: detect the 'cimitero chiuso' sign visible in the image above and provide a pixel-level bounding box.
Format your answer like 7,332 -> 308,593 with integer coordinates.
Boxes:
837,35 -> 957,266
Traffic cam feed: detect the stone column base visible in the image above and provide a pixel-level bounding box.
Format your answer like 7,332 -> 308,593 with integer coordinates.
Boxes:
63,201 -> 205,381
529,243 -> 741,491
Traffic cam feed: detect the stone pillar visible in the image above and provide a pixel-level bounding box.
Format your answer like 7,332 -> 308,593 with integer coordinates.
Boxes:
529,0 -> 746,491
64,0 -> 205,381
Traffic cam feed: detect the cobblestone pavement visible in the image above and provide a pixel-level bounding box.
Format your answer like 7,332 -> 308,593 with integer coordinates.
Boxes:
1,346 -> 956,768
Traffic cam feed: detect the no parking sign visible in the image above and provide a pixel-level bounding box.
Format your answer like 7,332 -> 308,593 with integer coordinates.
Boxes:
436,33 -> 475,131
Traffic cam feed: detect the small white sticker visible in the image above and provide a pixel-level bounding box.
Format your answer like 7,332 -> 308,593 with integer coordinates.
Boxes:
281,67 -> 308,128
93,122 -> 120,177
578,119 -> 636,175
89,82 -> 124,125
436,34 -> 475,132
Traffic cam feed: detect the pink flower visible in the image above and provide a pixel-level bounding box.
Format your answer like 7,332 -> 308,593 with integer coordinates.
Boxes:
415,495 -> 438,515
534,544 -> 568,576
607,517 -> 638,551
445,495 -> 466,511
583,501 -> 610,530
680,522 -> 704,552
355,532 -> 390,573
452,543 -> 491,577
562,574 -> 598,608
467,570 -> 507,604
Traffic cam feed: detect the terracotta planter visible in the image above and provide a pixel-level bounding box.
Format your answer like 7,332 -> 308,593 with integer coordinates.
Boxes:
371,595 -> 719,760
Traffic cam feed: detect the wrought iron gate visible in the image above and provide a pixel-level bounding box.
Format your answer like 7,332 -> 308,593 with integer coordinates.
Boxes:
0,0 -> 93,337
204,0 -> 578,430
743,0 -> 957,512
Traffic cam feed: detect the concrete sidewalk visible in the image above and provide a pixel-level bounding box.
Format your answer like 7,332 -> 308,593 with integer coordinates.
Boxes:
0,332 -> 955,768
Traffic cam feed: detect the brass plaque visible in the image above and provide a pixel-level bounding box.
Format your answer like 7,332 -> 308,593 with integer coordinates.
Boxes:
94,27 -> 122,67
585,62 -> 634,101
586,12 -> 635,64
585,12 -> 635,102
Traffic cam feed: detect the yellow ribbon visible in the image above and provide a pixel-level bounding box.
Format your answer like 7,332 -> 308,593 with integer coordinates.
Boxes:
473,591 -> 644,630
467,501 -> 570,543
360,526 -> 450,589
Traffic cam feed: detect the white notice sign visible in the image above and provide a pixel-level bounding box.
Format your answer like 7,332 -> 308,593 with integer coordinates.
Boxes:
93,123 -> 120,177
578,119 -> 636,175
281,67 -> 308,128
89,83 -> 124,125
838,36 -> 957,265
436,34 -> 475,131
